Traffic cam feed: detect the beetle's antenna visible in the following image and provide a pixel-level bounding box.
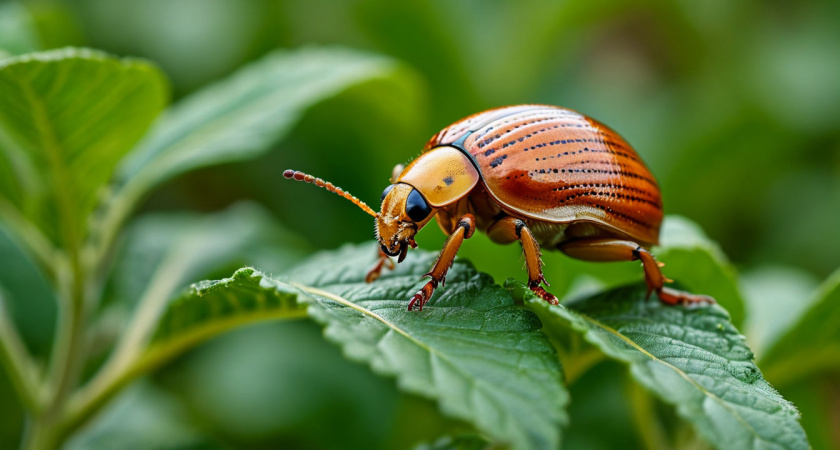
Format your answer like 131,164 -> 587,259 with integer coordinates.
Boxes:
283,170 -> 378,218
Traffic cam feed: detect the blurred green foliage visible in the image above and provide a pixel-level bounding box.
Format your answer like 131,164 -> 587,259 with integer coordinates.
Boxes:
1,0 -> 838,448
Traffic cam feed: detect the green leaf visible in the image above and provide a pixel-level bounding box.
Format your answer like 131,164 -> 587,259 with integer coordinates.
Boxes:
513,281 -> 808,450
0,48 -> 167,247
288,244 -> 568,450
115,47 -> 409,200
149,268 -> 306,348
760,267 -> 840,386
656,216 -> 746,327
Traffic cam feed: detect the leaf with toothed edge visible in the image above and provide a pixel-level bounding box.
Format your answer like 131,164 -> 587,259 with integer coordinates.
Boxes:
509,280 -> 808,450
285,243 -> 568,450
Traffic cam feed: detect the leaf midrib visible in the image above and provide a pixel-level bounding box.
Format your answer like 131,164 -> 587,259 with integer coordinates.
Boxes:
17,69 -> 80,252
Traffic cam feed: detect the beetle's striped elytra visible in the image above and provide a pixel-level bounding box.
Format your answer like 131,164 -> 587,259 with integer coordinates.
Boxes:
285,104 -> 713,310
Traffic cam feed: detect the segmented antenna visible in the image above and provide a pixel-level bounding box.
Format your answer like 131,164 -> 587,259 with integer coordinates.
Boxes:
283,170 -> 378,218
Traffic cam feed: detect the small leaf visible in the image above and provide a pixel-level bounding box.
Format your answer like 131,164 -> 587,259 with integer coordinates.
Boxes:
115,47 -> 408,198
288,244 -> 568,450
147,268 -> 306,357
760,267 -> 840,386
0,48 -> 166,246
657,216 -> 746,326
513,280 -> 808,450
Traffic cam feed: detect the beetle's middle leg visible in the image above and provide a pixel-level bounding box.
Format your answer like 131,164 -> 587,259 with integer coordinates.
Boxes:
559,238 -> 715,306
486,216 -> 558,305
408,214 -> 476,311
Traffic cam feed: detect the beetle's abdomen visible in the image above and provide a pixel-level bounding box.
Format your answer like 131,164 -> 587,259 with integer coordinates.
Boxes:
428,105 -> 663,246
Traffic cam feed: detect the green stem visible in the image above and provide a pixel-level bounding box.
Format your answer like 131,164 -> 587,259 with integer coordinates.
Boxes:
0,290 -> 40,412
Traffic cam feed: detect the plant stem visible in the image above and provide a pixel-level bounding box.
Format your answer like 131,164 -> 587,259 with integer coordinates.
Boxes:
28,255 -> 89,449
0,291 -> 40,412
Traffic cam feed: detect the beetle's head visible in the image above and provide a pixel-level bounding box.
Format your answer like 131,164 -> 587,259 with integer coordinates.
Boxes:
376,182 -> 436,262
283,146 -> 478,264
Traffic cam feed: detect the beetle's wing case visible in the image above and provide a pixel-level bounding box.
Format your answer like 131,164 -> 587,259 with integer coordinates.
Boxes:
427,105 -> 663,246
396,146 -> 480,207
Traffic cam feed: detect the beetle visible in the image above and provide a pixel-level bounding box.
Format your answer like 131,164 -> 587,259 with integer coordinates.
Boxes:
284,104 -> 713,310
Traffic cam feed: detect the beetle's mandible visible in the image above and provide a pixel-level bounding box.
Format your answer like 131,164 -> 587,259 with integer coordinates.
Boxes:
284,104 -> 714,310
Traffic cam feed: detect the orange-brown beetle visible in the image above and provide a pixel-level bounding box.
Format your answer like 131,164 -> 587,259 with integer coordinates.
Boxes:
285,105 -> 713,310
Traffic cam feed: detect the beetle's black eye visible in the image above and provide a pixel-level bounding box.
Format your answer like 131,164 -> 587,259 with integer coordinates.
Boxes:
381,184 -> 394,203
405,188 -> 432,222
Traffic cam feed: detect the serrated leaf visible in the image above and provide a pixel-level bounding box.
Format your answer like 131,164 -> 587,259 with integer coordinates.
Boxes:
656,216 -> 746,326
512,280 -> 808,450
287,244 -> 568,450
0,48 -> 166,246
115,47 -> 409,198
760,267 -> 840,386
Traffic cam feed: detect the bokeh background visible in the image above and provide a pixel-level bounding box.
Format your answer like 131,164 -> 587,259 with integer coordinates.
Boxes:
1,0 -> 839,448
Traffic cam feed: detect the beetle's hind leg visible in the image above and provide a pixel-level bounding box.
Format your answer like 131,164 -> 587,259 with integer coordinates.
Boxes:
559,239 -> 715,306
487,217 -> 558,305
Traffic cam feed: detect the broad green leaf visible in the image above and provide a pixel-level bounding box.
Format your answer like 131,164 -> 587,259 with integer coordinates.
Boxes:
287,244 -> 569,450
0,48 -> 166,246
115,47 -> 410,200
656,215 -> 745,327
512,281 -> 808,450
740,266 -> 820,357
760,267 -> 840,386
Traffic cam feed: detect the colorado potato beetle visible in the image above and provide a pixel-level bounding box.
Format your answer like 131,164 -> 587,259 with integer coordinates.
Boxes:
284,104 -> 713,310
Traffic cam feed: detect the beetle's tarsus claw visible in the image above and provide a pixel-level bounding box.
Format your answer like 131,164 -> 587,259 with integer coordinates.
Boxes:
408,293 -> 425,311
408,278 -> 439,311
529,283 -> 558,305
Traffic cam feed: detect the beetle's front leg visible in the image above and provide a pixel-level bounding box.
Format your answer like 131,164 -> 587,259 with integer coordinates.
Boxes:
365,247 -> 396,283
408,214 -> 475,311
487,217 -> 558,305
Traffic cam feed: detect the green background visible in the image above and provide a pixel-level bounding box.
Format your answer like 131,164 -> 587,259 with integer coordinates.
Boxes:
1,0 -> 838,448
